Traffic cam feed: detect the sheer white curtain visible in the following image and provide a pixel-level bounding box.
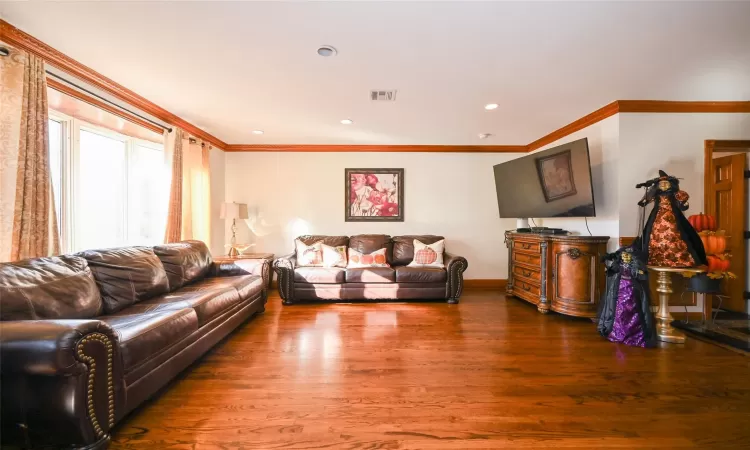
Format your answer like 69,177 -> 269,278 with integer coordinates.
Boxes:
164,128 -> 211,245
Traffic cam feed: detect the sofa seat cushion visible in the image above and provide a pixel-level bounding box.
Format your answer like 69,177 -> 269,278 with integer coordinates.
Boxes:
227,275 -> 264,300
101,307 -> 198,373
345,267 -> 395,283
77,246 -> 169,314
139,288 -> 233,327
184,275 -> 263,299
395,266 -> 447,283
294,267 -> 346,284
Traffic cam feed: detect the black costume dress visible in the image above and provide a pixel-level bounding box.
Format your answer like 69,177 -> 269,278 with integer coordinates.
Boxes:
633,170 -> 707,267
597,247 -> 656,348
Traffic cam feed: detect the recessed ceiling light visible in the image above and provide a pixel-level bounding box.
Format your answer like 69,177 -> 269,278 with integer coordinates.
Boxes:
252,130 -> 264,135
317,45 -> 338,57
479,133 -> 493,139
340,119 -> 353,125
484,103 -> 499,110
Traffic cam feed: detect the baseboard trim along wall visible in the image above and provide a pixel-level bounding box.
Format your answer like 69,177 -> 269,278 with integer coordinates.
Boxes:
269,279 -> 508,291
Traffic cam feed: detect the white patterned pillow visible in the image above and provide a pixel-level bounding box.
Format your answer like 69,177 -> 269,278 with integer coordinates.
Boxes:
407,239 -> 445,268
322,244 -> 348,268
347,247 -> 389,268
295,239 -> 323,267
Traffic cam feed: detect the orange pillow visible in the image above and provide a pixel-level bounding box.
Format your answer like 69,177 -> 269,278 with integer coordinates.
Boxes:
346,248 -> 389,268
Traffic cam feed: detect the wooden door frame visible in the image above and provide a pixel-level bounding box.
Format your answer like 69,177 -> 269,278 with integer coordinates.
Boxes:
703,140 -> 750,316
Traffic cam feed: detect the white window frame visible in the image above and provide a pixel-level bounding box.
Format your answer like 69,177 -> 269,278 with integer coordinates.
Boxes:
48,111 -> 73,253
49,109 -> 165,252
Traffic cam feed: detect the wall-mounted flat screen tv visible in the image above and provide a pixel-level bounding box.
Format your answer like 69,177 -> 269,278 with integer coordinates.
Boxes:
493,138 -> 595,218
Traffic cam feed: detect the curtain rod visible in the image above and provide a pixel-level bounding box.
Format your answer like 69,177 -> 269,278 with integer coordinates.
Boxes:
45,71 -> 173,133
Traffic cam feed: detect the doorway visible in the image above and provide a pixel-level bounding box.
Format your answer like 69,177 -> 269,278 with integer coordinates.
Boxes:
704,140 -> 750,314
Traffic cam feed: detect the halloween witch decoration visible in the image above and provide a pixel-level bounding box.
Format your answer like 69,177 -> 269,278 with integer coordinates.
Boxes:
597,246 -> 656,348
633,170 -> 707,268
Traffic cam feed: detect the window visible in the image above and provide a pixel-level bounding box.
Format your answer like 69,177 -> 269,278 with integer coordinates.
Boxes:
49,112 -> 168,252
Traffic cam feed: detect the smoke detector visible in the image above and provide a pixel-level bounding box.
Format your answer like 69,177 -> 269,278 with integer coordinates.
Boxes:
370,90 -> 397,101
317,45 -> 337,57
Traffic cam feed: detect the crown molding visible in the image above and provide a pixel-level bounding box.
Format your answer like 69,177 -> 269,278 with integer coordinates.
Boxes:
617,100 -> 750,113
526,101 -> 620,152
224,144 -> 527,153
0,19 -> 226,148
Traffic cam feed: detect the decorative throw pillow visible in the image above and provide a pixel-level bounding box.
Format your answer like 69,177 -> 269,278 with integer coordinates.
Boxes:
347,247 -> 389,268
295,239 -> 323,266
408,239 -> 445,268
322,244 -> 348,268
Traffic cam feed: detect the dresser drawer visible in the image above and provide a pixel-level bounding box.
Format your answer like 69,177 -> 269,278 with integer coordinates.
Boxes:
513,265 -> 541,283
513,240 -> 541,254
514,280 -> 540,298
513,251 -> 541,268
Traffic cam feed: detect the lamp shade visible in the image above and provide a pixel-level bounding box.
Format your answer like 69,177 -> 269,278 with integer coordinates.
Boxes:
220,202 -> 248,220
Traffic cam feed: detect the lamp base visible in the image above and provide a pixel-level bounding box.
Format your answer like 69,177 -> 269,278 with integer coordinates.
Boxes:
227,246 -> 240,258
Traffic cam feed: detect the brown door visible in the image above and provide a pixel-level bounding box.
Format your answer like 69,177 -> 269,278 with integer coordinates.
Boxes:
706,153 -> 748,312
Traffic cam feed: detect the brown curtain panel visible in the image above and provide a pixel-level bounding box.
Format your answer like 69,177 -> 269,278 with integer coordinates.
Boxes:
164,127 -> 184,243
7,50 -> 60,260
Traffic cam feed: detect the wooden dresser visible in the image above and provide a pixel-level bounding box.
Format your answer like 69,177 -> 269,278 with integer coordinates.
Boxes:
505,231 -> 609,318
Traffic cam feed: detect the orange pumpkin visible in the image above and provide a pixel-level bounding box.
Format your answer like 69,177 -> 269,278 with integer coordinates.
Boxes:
688,213 -> 716,232
707,254 -> 730,272
700,233 -> 727,255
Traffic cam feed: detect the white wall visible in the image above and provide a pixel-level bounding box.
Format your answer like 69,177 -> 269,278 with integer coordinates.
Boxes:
618,113 -> 750,236
215,113 -> 749,285
221,116 -> 619,279
224,152 -> 520,278
209,147 -> 226,257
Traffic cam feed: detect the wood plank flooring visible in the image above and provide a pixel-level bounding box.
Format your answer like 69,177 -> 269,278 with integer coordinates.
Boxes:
111,291 -> 750,449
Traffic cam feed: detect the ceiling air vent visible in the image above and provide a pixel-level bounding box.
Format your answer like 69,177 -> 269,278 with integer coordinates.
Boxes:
370,90 -> 397,101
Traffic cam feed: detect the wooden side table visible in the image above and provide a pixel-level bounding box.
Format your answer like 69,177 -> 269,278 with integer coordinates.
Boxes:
214,253 -> 274,290
648,265 -> 706,344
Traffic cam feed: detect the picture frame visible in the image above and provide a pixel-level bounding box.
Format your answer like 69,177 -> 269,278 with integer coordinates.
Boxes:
535,149 -> 577,202
345,168 -> 404,222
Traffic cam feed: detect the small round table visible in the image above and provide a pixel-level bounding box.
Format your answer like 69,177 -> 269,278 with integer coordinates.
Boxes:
647,265 -> 706,344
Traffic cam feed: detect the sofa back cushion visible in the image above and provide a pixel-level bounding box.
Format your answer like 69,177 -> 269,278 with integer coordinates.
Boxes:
392,235 -> 445,266
297,235 -> 349,248
348,234 -> 392,263
0,255 -> 103,321
79,246 -> 170,314
153,240 -> 213,290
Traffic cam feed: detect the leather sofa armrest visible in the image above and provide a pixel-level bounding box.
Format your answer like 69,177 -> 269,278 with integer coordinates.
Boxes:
273,253 -> 297,304
0,319 -> 118,376
444,253 -> 468,303
0,320 -> 121,447
212,259 -> 269,281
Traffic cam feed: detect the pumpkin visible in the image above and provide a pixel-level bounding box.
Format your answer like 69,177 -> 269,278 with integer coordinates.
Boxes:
700,233 -> 727,255
688,213 -> 717,232
707,254 -> 730,272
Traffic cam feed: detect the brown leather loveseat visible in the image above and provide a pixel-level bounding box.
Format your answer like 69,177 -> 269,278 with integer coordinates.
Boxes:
274,234 -> 467,304
0,240 -> 270,450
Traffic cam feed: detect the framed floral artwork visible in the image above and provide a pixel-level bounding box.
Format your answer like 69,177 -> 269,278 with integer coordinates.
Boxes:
345,168 -> 404,222
535,150 -> 577,203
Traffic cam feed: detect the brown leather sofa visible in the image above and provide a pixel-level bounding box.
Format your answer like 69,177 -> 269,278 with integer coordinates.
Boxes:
274,234 -> 467,304
0,240 -> 270,450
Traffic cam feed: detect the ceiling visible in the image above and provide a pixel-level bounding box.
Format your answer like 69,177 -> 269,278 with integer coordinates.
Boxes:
1,1 -> 749,145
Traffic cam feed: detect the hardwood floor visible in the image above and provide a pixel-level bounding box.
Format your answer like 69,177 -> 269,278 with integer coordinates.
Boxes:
111,291 -> 750,449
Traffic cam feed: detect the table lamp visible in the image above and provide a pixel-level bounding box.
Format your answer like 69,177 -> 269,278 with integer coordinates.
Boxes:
220,202 -> 248,257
